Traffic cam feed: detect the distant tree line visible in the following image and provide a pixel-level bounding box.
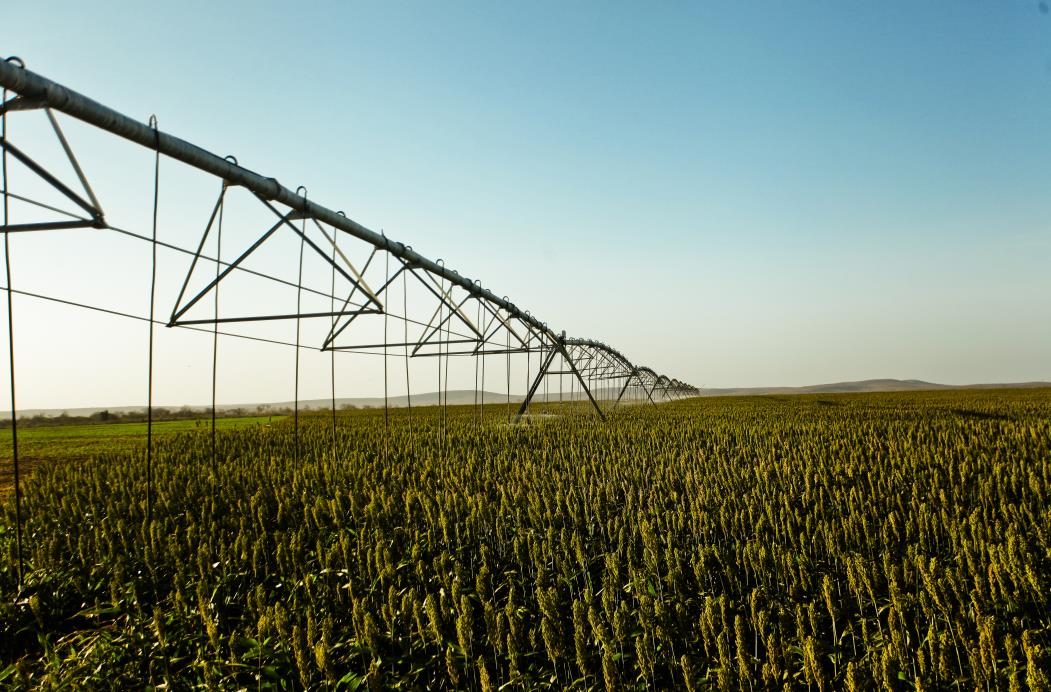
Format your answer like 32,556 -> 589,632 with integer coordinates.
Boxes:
0,404 -> 306,429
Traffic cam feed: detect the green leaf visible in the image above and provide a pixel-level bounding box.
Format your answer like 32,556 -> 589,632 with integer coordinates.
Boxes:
337,670 -> 365,690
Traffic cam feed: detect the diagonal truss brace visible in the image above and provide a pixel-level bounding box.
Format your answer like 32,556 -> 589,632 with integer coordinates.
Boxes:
0,108 -> 105,232
169,191 -> 383,327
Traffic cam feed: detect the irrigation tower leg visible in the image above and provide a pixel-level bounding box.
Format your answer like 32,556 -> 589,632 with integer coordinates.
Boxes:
514,345 -> 559,422
612,375 -> 633,409
644,380 -> 659,407
557,342 -> 605,421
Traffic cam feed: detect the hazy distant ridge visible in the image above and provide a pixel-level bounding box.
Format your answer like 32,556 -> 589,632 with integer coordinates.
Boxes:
698,378 -> 1051,397
5,380 -> 1049,419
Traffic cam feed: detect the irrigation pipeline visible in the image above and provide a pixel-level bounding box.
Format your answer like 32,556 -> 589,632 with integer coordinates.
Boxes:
0,60 -> 699,411
0,62 -> 548,334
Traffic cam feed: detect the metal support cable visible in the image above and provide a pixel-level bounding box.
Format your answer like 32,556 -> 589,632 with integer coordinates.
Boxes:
0,285 -> 373,353
292,190 -> 306,472
525,330 -> 530,406
441,269 -> 451,440
435,275 -> 442,440
210,187 -> 224,472
146,115 -> 159,523
0,188 -> 90,224
402,265 -> 412,421
437,268 -> 446,459
329,221 -> 338,461
383,244 -> 389,464
559,348 -> 564,407
543,340 -> 548,406
479,321 -> 486,419
473,299 -> 480,425
106,223 -> 351,312
2,73 -> 24,589
505,325 -> 510,422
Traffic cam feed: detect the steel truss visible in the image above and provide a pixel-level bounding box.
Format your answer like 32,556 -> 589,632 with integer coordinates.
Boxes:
0,58 -> 699,423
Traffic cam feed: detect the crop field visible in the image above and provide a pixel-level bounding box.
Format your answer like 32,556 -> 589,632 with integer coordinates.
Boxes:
1,389 -> 1049,689
0,416 -> 283,494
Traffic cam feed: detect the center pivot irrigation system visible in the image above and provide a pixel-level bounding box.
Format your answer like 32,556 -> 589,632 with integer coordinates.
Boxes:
0,58 -> 696,418
1,57 -> 697,581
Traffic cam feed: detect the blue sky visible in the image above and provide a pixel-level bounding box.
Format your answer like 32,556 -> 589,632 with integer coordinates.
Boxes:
2,1 -> 1050,407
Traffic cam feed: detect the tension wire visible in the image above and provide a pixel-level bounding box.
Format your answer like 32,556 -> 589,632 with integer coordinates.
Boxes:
2,75 -> 23,589
146,115 -> 160,523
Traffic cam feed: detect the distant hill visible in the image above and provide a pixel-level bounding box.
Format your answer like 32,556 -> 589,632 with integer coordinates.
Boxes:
4,380 -> 1049,419
269,390 -> 525,410
698,379 -> 1051,397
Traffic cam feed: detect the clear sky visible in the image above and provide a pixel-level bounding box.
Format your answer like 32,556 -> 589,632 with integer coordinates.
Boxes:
2,1 -> 1050,409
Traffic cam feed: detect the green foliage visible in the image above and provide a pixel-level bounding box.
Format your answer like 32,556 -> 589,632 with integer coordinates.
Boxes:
0,416 -> 282,493
1,390 -> 1049,689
